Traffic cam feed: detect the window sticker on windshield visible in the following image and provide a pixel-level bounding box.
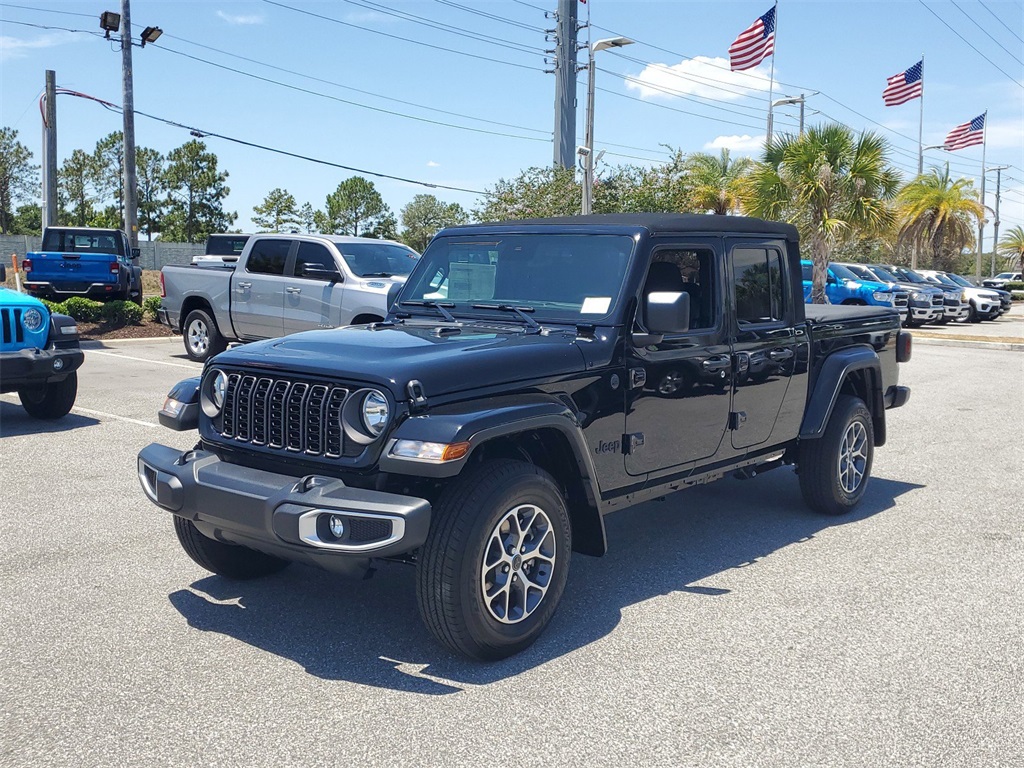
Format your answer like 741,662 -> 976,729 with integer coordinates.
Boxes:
580,297 -> 611,314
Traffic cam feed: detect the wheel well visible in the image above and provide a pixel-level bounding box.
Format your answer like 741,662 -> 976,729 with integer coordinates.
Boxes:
351,313 -> 384,325
471,429 -> 605,556
838,368 -> 886,446
179,296 -> 215,332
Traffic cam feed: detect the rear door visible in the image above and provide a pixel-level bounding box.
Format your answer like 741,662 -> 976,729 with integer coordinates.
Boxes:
727,240 -> 797,450
231,237 -> 293,340
282,240 -> 347,334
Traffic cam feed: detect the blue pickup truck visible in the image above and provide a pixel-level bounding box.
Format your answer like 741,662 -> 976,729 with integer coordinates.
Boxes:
801,260 -> 909,324
0,265 -> 84,419
23,226 -> 143,304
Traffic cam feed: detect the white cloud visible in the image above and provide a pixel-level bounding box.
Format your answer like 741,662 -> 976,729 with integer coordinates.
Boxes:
0,32 -> 75,61
624,55 -> 777,102
426,161 -> 440,168
704,134 -> 767,154
985,120 -> 1024,151
216,11 -> 264,25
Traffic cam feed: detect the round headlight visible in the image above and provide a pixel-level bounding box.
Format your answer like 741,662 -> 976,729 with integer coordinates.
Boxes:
361,390 -> 389,436
211,370 -> 228,412
22,308 -> 43,332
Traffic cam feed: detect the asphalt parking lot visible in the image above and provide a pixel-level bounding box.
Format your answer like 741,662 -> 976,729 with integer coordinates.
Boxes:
1,334 -> 1022,767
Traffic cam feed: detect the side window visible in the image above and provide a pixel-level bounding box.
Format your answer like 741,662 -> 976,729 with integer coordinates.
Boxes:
644,246 -> 716,332
294,242 -> 338,279
246,239 -> 290,275
732,247 -> 785,326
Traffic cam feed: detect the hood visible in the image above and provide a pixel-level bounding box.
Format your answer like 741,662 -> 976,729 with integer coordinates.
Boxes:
0,286 -> 47,310
213,321 -> 591,398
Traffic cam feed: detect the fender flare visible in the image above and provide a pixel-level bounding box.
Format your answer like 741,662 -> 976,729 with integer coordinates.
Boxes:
800,345 -> 883,441
379,394 -> 608,556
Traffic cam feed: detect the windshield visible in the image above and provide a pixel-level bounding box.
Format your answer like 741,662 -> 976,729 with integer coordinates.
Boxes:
338,242 -> 420,277
829,263 -> 861,282
866,266 -> 899,283
928,273 -> 958,287
895,267 -> 929,283
401,234 -> 635,322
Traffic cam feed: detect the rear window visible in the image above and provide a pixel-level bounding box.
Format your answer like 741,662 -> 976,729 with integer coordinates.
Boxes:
206,235 -> 251,257
42,229 -> 124,256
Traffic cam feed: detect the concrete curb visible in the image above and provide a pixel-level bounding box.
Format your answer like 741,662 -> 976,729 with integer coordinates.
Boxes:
912,336 -> 1024,352
81,336 -> 176,349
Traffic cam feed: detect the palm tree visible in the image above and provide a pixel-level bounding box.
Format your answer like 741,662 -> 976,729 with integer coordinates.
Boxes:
896,164 -> 983,272
741,124 -> 900,303
684,149 -> 753,215
998,225 -> 1024,273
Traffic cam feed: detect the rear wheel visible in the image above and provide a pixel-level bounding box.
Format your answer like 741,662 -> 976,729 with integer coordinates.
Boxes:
18,372 -> 77,419
183,308 -> 227,362
173,517 -> 289,579
798,395 -> 874,515
416,459 -> 572,660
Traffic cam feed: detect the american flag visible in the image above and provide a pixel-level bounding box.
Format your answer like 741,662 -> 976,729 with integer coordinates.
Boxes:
944,114 -> 986,151
882,61 -> 923,106
729,5 -> 776,72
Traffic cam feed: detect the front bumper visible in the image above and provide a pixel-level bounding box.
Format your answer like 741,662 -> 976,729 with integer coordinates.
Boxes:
0,346 -> 84,392
138,444 -> 431,570
909,305 -> 941,322
944,303 -> 969,319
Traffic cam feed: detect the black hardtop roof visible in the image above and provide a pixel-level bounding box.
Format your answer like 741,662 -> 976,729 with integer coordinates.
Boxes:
440,213 -> 798,239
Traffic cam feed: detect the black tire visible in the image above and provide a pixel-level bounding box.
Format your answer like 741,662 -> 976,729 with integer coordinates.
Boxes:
416,459 -> 572,661
183,308 -> 227,362
18,372 -> 77,419
798,395 -> 874,516
968,304 -> 981,323
172,516 -> 289,579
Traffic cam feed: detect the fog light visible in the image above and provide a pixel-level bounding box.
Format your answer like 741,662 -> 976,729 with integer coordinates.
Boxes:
53,358 -> 64,371
329,515 -> 345,538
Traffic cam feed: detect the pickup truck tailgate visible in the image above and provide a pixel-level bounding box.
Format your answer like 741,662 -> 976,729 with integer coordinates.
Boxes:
27,251 -> 118,287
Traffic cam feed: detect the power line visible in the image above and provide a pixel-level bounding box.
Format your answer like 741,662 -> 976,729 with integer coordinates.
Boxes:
917,0 -> 1024,88
0,2 -> 91,17
433,0 -> 546,34
608,50 -> 783,105
258,0 -> 542,72
978,1 -> 1024,45
949,0 -> 1024,66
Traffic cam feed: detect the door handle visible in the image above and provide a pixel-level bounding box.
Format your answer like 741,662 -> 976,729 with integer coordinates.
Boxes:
702,356 -> 731,373
285,287 -> 301,294
236,281 -> 251,289
768,348 -> 794,362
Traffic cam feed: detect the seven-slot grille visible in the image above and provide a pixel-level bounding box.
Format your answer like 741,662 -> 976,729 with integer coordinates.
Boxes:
1,308 -> 26,345
218,373 -> 351,457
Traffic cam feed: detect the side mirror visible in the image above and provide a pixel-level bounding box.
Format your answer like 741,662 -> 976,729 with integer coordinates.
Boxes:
0,264 -> 6,282
826,273 -> 837,285
299,264 -> 342,281
634,291 -> 690,347
131,247 -> 141,260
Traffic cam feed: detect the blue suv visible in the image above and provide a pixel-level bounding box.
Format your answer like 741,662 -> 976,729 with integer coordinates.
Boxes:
0,265 -> 84,419
801,261 -> 909,323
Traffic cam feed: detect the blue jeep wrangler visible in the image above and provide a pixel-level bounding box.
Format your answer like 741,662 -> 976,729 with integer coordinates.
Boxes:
0,265 -> 84,419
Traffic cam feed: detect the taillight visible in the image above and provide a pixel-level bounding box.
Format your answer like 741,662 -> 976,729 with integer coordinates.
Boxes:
896,330 -> 912,363
22,258 -> 31,273
110,262 -> 120,274
160,271 -> 166,298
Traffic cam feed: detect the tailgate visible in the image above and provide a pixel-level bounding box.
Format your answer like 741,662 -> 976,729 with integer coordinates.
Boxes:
28,251 -> 118,284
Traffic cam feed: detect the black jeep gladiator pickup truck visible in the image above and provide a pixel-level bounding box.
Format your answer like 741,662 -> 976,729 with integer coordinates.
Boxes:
138,214 -> 911,660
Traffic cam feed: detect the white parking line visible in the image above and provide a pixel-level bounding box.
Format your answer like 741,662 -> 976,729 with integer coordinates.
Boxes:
72,406 -> 159,428
87,349 -> 200,370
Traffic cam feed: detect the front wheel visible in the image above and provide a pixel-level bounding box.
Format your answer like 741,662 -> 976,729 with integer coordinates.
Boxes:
416,460 -> 572,660
798,395 -> 874,515
173,517 -> 289,579
182,309 -> 227,362
18,372 -> 77,419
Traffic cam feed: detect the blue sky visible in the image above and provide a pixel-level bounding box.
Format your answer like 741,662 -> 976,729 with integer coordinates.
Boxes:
2,0 -> 1022,240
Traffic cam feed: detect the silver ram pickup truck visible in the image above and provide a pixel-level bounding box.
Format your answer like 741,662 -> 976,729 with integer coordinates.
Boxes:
158,234 -> 419,361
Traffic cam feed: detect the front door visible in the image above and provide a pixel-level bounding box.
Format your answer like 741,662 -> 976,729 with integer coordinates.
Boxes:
727,240 -> 797,450
283,241 -> 347,335
625,240 -> 732,477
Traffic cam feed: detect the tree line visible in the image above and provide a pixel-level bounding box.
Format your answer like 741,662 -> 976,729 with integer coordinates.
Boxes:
2,123 -> 1022,292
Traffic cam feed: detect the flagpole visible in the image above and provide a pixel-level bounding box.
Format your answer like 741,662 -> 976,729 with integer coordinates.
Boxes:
917,54 -> 924,177
766,2 -> 778,145
976,109 -> 988,281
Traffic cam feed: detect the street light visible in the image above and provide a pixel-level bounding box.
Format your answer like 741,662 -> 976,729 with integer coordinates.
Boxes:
581,36 -> 634,215
99,11 -> 120,39
140,26 -> 163,46
768,94 -> 806,140
986,165 -> 1010,276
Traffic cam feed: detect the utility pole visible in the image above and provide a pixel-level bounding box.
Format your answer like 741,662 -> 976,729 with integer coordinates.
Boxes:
552,0 -> 578,169
988,165 -> 1009,276
120,0 -> 139,248
41,70 -> 58,231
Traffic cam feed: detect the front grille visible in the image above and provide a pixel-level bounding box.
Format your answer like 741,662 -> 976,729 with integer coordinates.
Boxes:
1,308 -> 26,345
217,373 -> 352,457
893,292 -> 909,308
931,294 -> 943,307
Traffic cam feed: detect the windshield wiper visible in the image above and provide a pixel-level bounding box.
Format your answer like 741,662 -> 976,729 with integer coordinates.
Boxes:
401,299 -> 457,322
471,303 -> 540,330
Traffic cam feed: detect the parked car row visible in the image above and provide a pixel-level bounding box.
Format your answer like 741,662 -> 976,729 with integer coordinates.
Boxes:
802,260 -> 1011,326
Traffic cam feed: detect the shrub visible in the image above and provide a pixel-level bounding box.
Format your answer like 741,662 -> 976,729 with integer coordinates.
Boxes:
63,296 -> 104,322
40,299 -> 69,316
143,296 -> 162,319
101,300 -> 144,325
1004,281 -> 1024,292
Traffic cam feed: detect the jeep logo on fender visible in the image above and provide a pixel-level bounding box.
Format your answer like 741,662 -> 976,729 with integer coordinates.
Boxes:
595,439 -> 620,455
